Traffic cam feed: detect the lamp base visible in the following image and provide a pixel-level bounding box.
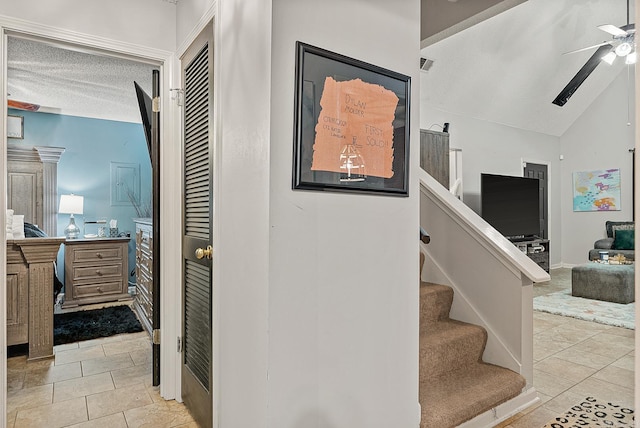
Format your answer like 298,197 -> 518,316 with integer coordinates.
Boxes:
65,216 -> 81,239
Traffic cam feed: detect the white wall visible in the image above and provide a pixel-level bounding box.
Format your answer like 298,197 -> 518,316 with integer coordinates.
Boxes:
268,1 -> 420,427
0,0 -> 176,52
559,70 -> 636,266
420,85 -> 562,266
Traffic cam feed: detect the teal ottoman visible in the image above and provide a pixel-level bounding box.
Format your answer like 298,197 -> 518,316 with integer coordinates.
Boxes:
571,263 -> 635,304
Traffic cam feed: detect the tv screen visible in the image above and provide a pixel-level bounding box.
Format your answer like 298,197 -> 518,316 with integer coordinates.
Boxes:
481,173 -> 540,240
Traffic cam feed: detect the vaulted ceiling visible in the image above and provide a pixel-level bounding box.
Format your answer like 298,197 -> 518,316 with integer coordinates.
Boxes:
5,1 -> 636,136
421,0 -> 636,136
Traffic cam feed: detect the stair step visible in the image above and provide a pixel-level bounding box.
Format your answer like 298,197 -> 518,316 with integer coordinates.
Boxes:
419,319 -> 487,381
420,363 -> 526,428
420,282 -> 453,325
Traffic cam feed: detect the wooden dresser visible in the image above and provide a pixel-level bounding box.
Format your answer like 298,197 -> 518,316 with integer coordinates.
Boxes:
62,237 -> 131,308
133,218 -> 153,334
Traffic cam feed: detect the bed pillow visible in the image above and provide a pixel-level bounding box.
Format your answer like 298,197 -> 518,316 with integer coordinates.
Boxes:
6,209 -> 13,239
11,214 -> 25,239
612,229 -> 635,250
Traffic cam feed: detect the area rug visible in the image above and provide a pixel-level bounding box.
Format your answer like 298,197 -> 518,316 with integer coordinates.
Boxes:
54,305 -> 143,345
533,290 -> 635,330
542,396 -> 634,427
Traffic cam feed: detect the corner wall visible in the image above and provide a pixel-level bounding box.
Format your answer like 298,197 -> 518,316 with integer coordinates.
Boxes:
268,1 -> 420,427
559,70 -> 636,266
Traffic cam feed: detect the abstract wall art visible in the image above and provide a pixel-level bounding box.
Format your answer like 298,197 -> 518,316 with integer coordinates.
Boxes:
573,168 -> 621,212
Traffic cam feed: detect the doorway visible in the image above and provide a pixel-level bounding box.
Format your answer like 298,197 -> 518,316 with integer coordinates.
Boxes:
2,25 -> 179,422
523,161 -> 548,240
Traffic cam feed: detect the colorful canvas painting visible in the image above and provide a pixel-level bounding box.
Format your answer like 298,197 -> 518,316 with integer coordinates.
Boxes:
573,169 -> 621,211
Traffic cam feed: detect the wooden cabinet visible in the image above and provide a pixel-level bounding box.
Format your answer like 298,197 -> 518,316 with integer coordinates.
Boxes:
133,218 -> 153,335
62,237 -> 131,308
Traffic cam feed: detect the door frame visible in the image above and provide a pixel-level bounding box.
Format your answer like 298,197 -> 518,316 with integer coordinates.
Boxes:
521,157 -> 552,241
0,16 -> 183,425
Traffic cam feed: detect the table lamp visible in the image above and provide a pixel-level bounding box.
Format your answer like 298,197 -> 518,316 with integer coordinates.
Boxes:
59,194 -> 84,239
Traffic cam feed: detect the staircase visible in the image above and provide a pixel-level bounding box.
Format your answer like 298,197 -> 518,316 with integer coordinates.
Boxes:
419,256 -> 526,427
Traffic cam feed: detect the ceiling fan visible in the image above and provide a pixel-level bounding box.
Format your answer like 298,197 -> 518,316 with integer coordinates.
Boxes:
552,0 -> 635,107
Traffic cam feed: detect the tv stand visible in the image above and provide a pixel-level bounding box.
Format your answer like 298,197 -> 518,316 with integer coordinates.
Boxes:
513,238 -> 549,272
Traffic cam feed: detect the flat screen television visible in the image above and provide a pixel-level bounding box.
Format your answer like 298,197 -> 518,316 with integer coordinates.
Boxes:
481,173 -> 540,240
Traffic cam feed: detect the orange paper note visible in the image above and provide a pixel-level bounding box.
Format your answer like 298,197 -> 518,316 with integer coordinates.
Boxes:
311,77 -> 399,179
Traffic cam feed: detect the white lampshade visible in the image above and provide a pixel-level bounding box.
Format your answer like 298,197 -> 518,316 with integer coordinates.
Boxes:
59,194 -> 84,215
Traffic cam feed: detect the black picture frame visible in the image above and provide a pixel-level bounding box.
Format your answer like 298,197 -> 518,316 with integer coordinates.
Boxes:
293,42 -> 411,196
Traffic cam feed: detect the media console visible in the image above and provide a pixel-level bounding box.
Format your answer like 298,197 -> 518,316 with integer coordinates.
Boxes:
512,238 -> 549,272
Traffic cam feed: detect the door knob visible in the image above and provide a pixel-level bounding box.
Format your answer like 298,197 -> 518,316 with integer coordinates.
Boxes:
195,245 -> 213,260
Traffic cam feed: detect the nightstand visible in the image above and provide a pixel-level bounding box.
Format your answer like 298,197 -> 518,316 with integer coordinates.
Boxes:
62,237 -> 131,308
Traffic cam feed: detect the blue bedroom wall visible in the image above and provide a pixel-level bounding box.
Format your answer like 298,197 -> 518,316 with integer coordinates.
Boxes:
9,108 -> 152,289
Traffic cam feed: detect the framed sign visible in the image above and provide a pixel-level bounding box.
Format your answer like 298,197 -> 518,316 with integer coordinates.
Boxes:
293,42 -> 411,196
7,115 -> 23,139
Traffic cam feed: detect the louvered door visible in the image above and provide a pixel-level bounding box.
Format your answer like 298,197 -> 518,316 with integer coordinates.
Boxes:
181,21 -> 214,428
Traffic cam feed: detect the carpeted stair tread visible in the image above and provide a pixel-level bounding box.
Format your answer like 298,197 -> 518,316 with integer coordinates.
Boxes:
419,319 -> 487,380
420,282 -> 453,324
420,362 -> 526,428
418,275 -> 526,428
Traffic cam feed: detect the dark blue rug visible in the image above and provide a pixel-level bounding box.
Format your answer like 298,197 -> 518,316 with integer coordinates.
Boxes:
54,305 -> 143,345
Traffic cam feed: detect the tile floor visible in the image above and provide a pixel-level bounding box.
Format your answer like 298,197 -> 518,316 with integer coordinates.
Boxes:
7,331 -> 198,428
497,267 -> 635,427
6,268 -> 634,427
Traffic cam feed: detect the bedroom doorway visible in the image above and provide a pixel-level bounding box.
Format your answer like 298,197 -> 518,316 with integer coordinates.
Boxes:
3,29 -> 171,411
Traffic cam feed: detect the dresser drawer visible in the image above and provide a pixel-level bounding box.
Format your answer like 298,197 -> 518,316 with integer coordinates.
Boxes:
73,263 -> 123,281
73,281 -> 124,299
72,246 -> 123,263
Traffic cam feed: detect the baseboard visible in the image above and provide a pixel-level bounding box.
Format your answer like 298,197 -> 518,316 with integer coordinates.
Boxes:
457,387 -> 540,428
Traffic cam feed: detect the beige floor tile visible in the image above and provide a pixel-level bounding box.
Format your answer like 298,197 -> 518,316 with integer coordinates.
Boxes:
591,331 -> 636,351
560,337 -> 631,360
592,365 -> 635,390
532,340 -> 564,361
86,382 -> 153,420
14,396 -> 87,428
124,399 -> 196,428
110,363 -> 152,389
130,348 -> 152,366
6,383 -> 53,414
533,369 -> 574,397
605,326 -> 635,338
7,369 -> 25,392
173,422 -> 200,428
54,342 -> 80,353
560,316 -> 613,332
82,353 -> 134,377
53,372 -> 114,403
55,345 -> 106,366
612,354 -> 635,371
567,377 -> 634,409
103,337 -> 149,356
67,412 -> 128,428
7,410 -> 17,428
534,357 -> 598,384
552,345 -> 618,370
540,389 -> 586,414
24,362 -> 82,388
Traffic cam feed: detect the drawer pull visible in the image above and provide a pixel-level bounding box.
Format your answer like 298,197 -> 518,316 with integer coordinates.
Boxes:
97,287 -> 103,293
96,253 -> 103,259
96,270 -> 102,276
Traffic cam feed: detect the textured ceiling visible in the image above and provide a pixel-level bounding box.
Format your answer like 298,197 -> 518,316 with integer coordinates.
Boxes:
420,0 -> 635,137
7,37 -> 157,123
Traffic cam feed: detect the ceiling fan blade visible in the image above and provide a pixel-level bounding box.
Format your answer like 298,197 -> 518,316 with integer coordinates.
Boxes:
621,23 -> 635,32
598,24 -> 629,37
8,99 -> 40,111
563,41 -> 611,55
552,44 -> 614,107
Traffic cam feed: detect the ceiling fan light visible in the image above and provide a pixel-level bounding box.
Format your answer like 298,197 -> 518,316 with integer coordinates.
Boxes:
626,51 -> 637,64
615,42 -> 632,56
602,51 -> 617,64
